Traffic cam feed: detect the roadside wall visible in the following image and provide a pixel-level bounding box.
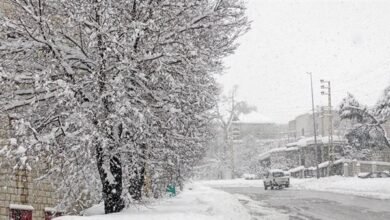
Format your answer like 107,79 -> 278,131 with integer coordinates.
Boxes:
0,115 -> 59,220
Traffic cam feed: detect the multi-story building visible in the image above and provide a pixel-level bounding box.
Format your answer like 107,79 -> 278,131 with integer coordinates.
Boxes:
287,110 -> 350,142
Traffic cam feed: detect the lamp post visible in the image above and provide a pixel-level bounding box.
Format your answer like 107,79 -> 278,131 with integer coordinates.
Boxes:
307,72 -> 320,179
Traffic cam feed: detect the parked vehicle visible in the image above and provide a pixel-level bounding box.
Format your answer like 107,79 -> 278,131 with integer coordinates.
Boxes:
358,171 -> 390,178
243,173 -> 256,180
263,169 -> 290,190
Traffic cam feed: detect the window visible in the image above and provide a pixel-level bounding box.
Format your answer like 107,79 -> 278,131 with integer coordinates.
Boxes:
273,172 -> 284,177
9,204 -> 33,220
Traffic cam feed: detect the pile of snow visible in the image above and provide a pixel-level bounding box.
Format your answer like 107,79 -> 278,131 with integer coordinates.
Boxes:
198,178 -> 264,188
58,183 -> 251,220
291,176 -> 390,199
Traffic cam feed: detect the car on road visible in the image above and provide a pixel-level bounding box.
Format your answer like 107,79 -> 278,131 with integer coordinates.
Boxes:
243,173 -> 256,180
358,171 -> 390,178
263,169 -> 290,190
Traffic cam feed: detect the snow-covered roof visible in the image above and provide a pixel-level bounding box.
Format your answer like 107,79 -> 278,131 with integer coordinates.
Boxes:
334,158 -> 351,165
286,135 -> 346,147
288,166 -> 305,173
318,161 -> 330,169
268,169 -> 284,173
359,161 -> 390,166
258,146 -> 299,160
10,204 -> 34,210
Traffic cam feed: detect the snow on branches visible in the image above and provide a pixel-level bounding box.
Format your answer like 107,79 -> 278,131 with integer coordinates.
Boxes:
339,90 -> 390,150
0,0 -> 250,214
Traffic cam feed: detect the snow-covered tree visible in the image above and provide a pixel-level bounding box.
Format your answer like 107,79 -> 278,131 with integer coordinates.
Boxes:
0,0 -> 249,214
214,85 -> 256,178
339,89 -> 390,153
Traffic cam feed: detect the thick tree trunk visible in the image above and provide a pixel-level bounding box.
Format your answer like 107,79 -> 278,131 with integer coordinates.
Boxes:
96,144 -> 125,214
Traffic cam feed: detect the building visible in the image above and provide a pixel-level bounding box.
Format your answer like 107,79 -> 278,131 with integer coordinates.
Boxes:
287,110 -> 351,142
258,136 -> 347,171
231,112 -> 288,140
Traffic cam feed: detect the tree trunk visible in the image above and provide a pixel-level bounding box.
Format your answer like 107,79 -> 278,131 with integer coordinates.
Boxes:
96,144 -> 125,214
128,165 -> 145,200
128,143 -> 146,201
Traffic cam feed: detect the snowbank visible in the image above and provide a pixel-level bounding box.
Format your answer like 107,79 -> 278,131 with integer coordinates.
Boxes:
57,183 -> 251,220
291,176 -> 390,199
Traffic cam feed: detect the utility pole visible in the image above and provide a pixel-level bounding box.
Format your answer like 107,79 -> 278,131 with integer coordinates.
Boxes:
317,105 -> 325,162
229,130 -> 235,179
320,79 -> 333,176
307,72 -> 320,179
230,121 -> 240,179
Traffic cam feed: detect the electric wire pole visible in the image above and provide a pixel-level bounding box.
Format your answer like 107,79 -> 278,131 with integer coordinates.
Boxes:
321,79 -> 333,176
307,72 -> 320,179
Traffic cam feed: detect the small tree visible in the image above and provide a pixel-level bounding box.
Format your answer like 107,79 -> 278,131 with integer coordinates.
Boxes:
214,86 -> 256,178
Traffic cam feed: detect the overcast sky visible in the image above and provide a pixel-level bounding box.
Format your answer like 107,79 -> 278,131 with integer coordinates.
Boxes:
218,0 -> 390,124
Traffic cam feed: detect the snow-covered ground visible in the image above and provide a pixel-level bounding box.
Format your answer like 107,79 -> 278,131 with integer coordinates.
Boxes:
57,183 -> 251,220
201,177 -> 390,200
57,177 -> 390,220
291,176 -> 390,199
198,178 -> 264,188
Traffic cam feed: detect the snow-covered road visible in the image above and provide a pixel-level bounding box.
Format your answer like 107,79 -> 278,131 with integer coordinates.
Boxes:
221,187 -> 390,220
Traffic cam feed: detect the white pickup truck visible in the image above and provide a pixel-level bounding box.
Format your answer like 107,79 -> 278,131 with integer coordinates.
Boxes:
263,169 -> 290,190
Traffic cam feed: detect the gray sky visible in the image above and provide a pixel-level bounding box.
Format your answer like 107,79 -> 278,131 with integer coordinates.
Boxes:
218,0 -> 390,124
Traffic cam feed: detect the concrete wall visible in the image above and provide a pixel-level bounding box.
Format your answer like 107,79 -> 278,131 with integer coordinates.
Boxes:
0,167 -> 58,220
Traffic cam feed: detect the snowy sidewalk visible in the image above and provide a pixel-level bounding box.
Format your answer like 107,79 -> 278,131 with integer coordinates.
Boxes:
58,183 -> 251,220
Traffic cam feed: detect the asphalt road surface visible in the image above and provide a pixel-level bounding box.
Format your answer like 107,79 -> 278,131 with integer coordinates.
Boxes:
220,187 -> 390,220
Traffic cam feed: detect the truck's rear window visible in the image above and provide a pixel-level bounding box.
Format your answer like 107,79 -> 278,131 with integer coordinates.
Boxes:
273,172 -> 284,177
